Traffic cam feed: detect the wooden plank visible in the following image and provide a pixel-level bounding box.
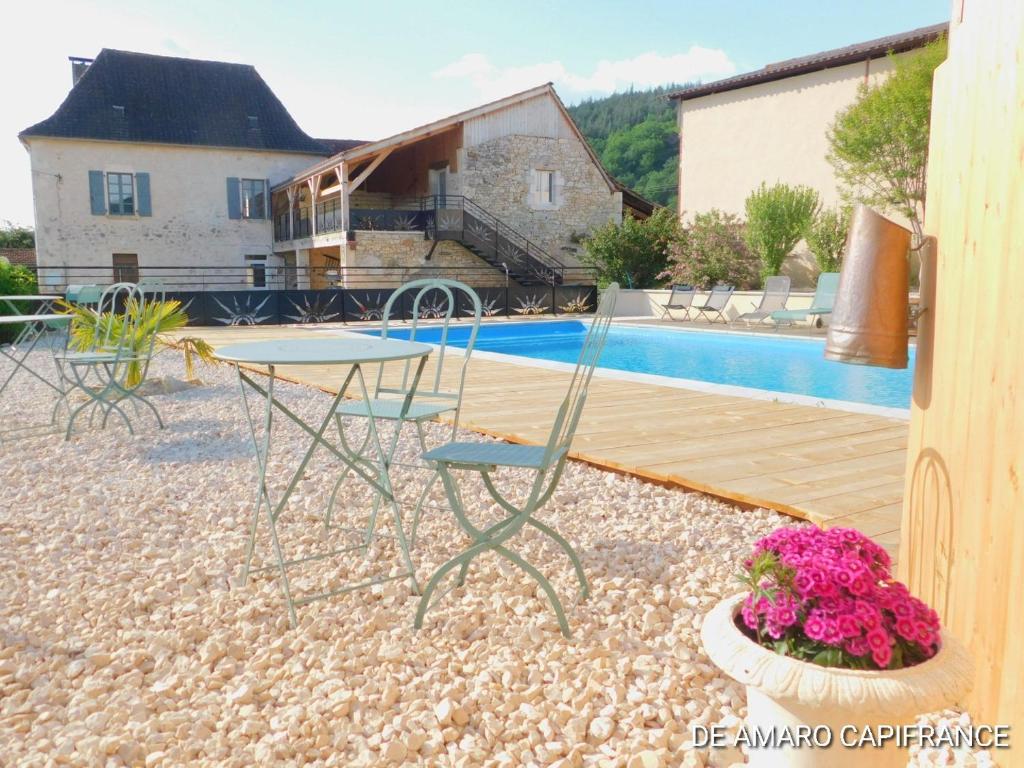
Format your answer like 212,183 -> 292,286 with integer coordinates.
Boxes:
900,0 -> 1024,742
174,323 -> 908,559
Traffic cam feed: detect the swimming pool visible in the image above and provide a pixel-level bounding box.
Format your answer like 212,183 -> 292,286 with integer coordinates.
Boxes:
365,320 -> 915,410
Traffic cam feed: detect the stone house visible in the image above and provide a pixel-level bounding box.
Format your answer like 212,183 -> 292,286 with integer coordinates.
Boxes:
270,83 -> 649,290
20,51 -> 649,292
669,23 -> 946,286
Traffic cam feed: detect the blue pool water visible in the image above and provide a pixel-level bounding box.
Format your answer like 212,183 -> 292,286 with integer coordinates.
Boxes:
366,320 -> 915,409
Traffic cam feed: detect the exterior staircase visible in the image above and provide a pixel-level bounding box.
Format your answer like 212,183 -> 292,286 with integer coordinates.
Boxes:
424,196 -> 565,286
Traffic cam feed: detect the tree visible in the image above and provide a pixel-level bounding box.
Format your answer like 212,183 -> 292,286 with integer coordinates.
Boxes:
744,182 -> 820,280
805,206 -> 851,273
0,257 -> 38,343
660,210 -> 759,289
581,207 -> 679,288
0,221 -> 34,248
827,37 -> 947,245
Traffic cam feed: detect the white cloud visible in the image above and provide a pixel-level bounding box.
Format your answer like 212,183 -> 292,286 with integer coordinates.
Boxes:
432,47 -> 736,102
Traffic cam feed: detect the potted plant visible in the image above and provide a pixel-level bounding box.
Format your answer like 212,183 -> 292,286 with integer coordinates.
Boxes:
701,525 -> 973,768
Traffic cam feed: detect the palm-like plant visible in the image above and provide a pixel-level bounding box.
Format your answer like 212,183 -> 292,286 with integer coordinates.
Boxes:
58,298 -> 214,386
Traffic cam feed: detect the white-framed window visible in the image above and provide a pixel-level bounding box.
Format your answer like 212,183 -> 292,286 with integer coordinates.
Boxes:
107,172 -> 135,215
529,169 -> 561,210
538,170 -> 554,204
241,179 -> 267,219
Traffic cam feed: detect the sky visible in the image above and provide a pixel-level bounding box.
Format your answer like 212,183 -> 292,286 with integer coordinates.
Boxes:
2,0 -> 949,227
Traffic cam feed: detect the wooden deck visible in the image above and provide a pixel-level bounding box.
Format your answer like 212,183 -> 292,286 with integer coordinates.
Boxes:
177,324 -> 908,554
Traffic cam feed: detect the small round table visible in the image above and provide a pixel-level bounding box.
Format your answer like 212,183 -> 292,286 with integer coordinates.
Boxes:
214,337 -> 432,625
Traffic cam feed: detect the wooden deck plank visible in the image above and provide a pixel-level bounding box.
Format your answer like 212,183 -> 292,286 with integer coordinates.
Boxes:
175,324 -> 908,555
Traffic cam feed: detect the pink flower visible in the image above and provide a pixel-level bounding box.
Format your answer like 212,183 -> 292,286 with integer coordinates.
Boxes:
804,615 -> 827,642
845,636 -> 869,657
872,644 -> 893,668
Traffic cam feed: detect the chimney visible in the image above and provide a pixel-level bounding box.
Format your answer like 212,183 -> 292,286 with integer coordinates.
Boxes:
69,56 -> 94,86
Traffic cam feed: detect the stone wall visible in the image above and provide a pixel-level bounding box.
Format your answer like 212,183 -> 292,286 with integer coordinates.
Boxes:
458,135 -> 621,269
345,231 -> 508,288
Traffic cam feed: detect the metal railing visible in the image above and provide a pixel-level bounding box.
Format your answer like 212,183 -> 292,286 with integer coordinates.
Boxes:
18,263 -> 599,326
25,263 -> 597,293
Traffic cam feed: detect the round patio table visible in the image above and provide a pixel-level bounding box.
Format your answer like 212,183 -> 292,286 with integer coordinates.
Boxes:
214,337 -> 432,625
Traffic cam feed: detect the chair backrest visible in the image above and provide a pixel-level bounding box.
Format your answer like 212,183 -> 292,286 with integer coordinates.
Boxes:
811,272 -> 841,311
377,279 -> 483,408
757,276 -> 791,312
668,284 -> 695,307
706,283 -> 735,311
542,283 -> 619,465
94,283 -> 148,358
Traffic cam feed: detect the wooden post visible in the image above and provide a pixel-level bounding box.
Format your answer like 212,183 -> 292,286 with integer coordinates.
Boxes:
286,186 -> 296,242
338,162 -> 349,233
307,175 -> 321,238
901,0 -> 1024,747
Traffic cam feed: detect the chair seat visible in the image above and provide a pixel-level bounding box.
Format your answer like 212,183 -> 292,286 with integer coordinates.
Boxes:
770,309 -> 809,321
422,441 -> 559,469
336,398 -> 454,421
54,350 -> 119,363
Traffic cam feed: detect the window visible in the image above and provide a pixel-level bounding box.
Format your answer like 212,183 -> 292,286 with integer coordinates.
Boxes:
245,254 -> 267,288
107,172 -> 135,216
112,253 -> 139,284
538,170 -> 555,205
240,179 -> 267,219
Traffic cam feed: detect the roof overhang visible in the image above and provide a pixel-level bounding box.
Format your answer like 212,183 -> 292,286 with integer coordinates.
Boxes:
669,22 -> 948,103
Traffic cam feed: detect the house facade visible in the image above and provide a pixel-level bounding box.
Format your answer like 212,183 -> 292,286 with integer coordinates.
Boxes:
669,23 -> 946,286
21,51 -> 643,293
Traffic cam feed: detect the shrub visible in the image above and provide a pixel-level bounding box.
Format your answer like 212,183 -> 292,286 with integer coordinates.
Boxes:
827,37 -> 947,245
0,256 -> 39,343
659,209 -> 758,289
581,207 -> 679,288
739,525 -> 941,670
744,182 -> 820,281
805,206 -> 851,273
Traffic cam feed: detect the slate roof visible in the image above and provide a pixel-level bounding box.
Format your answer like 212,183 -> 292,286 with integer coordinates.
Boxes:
669,22 -> 948,101
20,49 -> 347,155
315,138 -> 369,155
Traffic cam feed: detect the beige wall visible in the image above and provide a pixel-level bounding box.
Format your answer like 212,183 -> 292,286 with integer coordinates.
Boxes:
27,137 -> 323,290
344,231 -> 508,288
677,55 -> 915,216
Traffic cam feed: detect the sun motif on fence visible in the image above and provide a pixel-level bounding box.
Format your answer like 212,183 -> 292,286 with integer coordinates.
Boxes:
558,292 -> 592,314
498,242 -> 524,264
211,295 -> 273,325
350,293 -> 388,321
513,294 -> 548,315
415,296 -> 451,319
466,220 -> 493,244
391,213 -> 419,231
283,295 -> 342,324
436,212 -> 462,231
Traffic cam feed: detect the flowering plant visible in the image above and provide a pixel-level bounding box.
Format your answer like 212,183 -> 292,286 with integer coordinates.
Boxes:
738,525 -> 941,670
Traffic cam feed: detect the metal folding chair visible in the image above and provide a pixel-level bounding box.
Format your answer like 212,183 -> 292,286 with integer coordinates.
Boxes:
414,283 -> 619,638
691,283 -> 735,323
659,284 -> 696,320
54,282 -> 164,439
325,278 -> 483,548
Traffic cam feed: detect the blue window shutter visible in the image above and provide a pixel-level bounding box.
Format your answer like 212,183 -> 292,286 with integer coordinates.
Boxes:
227,177 -> 241,219
136,173 -> 152,216
264,178 -> 271,219
88,170 -> 106,215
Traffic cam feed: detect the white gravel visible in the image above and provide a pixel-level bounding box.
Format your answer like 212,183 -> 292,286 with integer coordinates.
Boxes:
0,348 -> 992,767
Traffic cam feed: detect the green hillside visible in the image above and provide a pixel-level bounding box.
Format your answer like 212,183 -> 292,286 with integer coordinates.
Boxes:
568,85 -> 688,210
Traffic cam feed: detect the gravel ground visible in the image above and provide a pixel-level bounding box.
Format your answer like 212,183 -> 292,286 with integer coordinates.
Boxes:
0,349 -> 994,767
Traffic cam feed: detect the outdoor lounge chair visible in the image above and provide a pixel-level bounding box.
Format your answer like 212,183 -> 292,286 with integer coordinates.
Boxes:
734,276 -> 791,326
414,283 -> 619,638
659,284 -> 696,320
325,278 -> 483,547
691,284 -> 734,323
770,272 -> 840,329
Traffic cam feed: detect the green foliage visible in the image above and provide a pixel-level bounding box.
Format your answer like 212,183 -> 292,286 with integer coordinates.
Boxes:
743,182 -> 820,280
0,256 -> 39,343
0,221 -> 34,249
827,38 -> 947,243
805,206 -> 851,273
59,298 -> 191,387
660,210 -> 759,290
581,207 -> 680,288
177,337 -> 216,382
568,86 -> 687,209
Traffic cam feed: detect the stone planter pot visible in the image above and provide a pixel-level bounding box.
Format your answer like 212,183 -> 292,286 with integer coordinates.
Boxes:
701,593 -> 973,768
